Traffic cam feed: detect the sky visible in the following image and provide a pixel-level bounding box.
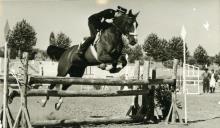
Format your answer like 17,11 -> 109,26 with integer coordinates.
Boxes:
0,0 -> 219,56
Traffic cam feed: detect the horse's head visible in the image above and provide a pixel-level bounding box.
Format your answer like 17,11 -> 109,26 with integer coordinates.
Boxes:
113,9 -> 139,46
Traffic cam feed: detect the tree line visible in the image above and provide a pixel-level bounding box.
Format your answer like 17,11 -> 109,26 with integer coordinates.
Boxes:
1,19 -> 72,60
1,19 -> 220,69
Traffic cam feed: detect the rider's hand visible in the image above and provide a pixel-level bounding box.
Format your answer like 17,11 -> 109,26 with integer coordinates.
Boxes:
105,19 -> 113,23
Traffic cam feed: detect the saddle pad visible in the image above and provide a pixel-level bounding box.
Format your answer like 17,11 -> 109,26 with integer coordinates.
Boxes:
84,45 -> 100,64
82,32 -> 101,64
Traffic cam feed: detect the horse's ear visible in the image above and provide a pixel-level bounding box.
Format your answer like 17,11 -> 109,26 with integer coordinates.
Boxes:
134,11 -> 140,18
128,9 -> 133,16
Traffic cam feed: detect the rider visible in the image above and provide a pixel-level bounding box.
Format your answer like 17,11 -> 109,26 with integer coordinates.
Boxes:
77,6 -> 127,58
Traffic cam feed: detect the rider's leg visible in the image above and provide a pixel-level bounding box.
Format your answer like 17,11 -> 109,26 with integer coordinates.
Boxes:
78,22 -> 97,57
78,37 -> 95,57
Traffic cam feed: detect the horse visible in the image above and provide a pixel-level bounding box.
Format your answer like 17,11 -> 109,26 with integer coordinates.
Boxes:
43,9 -> 139,110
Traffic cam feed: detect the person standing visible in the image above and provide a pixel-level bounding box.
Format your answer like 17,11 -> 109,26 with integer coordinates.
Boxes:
209,69 -> 218,93
202,68 -> 210,93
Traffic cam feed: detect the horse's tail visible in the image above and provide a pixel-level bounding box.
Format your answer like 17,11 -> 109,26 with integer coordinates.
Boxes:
47,45 -> 66,61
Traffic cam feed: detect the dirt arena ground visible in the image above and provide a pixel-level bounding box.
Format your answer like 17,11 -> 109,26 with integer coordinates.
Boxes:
1,85 -> 220,128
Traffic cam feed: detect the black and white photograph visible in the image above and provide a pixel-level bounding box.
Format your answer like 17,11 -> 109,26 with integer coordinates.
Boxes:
0,0 -> 220,128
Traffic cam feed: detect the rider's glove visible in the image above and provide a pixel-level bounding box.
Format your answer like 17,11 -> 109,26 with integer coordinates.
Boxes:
105,19 -> 113,23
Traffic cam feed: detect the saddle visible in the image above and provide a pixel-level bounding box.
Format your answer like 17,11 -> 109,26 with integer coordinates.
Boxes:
80,32 -> 101,64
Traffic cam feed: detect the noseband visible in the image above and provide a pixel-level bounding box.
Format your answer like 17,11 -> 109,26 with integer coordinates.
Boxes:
112,22 -> 138,38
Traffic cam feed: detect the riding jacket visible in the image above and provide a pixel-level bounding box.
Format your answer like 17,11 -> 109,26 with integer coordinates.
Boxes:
88,9 -> 116,30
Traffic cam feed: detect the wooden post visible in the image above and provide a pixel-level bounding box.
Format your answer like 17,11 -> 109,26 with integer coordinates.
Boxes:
165,59 -> 183,124
141,61 -> 150,117
126,61 -> 140,116
13,52 -> 32,128
2,47 -> 13,128
146,68 -> 156,121
2,38 -> 8,128
2,20 -> 14,128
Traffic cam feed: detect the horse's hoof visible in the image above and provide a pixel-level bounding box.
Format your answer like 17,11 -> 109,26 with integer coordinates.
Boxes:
98,64 -> 106,70
48,85 -> 54,90
109,68 -> 121,73
48,84 -> 56,90
55,103 -> 62,111
41,99 -> 47,107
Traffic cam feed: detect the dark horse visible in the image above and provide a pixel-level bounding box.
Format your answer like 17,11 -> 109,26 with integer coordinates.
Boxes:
43,10 -> 139,110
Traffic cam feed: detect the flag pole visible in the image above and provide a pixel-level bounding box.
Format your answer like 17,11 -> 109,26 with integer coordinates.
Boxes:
181,25 -> 187,124
2,20 -> 11,128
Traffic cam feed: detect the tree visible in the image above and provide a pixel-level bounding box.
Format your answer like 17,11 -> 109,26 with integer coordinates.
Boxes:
8,19 -> 37,57
187,56 -> 196,65
158,38 -> 168,61
143,33 -> 166,61
193,45 -> 209,66
32,48 -> 48,61
214,52 -> 220,66
208,56 -> 215,65
49,32 -> 56,45
125,44 -> 143,63
55,32 -> 72,49
166,36 -> 189,61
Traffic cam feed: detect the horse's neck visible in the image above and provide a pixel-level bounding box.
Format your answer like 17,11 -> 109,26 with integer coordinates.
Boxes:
99,27 -> 123,49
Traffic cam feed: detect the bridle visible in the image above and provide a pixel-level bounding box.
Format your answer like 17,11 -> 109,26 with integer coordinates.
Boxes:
112,20 -> 138,38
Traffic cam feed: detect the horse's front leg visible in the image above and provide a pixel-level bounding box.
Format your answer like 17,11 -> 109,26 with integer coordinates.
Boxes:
97,60 -> 119,73
118,54 -> 128,68
97,53 -> 124,73
109,60 -> 119,73
109,54 -> 127,73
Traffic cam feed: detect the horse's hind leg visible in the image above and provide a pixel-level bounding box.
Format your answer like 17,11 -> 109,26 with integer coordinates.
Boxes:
62,66 -> 86,90
43,61 -> 71,108
55,66 -> 86,110
42,74 -> 66,108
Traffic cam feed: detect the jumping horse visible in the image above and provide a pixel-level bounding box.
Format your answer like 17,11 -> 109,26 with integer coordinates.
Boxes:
44,10 -> 139,110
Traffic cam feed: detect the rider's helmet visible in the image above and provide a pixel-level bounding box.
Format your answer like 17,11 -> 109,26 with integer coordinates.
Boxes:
116,6 -> 127,14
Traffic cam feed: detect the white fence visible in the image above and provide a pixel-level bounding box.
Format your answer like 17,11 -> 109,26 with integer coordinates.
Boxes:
177,64 -> 201,94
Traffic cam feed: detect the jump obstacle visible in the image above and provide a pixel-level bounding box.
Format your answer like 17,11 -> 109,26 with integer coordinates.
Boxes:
1,52 -> 182,128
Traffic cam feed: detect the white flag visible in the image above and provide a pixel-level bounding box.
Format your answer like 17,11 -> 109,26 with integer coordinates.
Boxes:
4,20 -> 10,41
181,25 -> 187,40
203,21 -> 209,31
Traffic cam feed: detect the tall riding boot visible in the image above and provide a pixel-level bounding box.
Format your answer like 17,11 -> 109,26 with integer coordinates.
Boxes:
78,37 -> 94,58
213,87 -> 215,93
210,87 -> 212,93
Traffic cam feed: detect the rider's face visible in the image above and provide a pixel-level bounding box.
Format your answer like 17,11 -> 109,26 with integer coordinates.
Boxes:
115,11 -> 123,17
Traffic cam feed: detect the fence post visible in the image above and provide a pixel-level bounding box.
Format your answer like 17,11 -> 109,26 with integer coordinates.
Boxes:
165,59 -> 183,124
133,61 -> 140,115
2,48 -> 13,128
126,60 -> 140,116
147,68 -> 156,120
141,61 -> 150,116
12,52 -> 32,128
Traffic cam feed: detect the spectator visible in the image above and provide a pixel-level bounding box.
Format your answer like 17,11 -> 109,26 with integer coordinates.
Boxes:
202,68 -> 210,93
209,69 -> 219,93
